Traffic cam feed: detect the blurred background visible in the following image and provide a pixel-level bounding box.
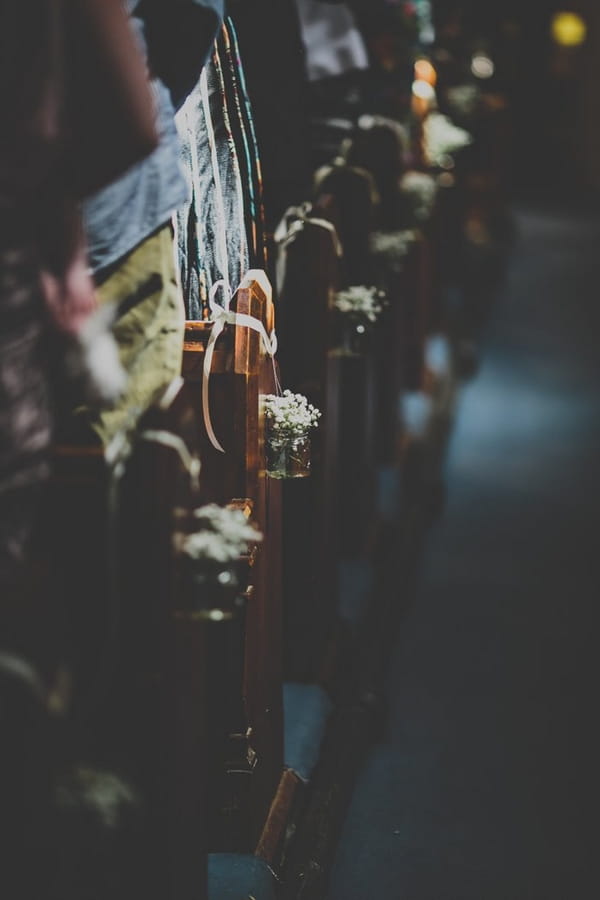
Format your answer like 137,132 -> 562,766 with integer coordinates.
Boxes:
433,0 -> 600,197
318,3 -> 600,899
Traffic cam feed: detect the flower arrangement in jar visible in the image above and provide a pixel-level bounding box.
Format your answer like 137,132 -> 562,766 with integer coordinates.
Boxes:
262,390 -> 321,479
370,228 -> 418,271
399,170 -> 438,223
332,285 -> 387,355
178,503 -> 263,618
422,111 -> 473,168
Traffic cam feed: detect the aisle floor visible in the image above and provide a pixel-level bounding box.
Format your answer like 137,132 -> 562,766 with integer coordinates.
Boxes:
327,200 -> 600,900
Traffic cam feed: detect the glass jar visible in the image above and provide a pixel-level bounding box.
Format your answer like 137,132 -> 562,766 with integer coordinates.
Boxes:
179,558 -> 241,620
266,433 -> 311,479
337,314 -> 371,357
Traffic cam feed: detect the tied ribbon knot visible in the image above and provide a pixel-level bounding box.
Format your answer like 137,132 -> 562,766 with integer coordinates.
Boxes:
203,273 -> 278,454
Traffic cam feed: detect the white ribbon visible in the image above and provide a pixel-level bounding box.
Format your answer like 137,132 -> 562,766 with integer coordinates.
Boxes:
139,429 -> 202,491
195,61 -> 277,453
199,65 -> 232,299
203,275 -> 278,454
104,420 -> 202,492
105,425 -> 135,480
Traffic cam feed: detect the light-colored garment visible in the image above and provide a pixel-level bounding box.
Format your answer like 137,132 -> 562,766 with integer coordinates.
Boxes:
81,3 -> 188,275
90,225 -> 185,446
82,0 -> 225,276
294,0 -> 369,82
81,75 -> 189,276
174,43 -> 250,320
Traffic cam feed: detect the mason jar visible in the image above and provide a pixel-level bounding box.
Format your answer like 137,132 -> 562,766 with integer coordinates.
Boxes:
266,432 -> 311,478
179,557 -> 241,620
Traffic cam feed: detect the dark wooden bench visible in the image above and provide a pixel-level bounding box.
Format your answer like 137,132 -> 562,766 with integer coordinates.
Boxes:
44,377 -> 210,899
182,271 -> 284,853
273,202 -> 344,683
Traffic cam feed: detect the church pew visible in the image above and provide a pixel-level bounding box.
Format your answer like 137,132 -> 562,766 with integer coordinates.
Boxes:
44,376 -> 212,899
345,114 -> 410,231
273,201 -> 343,684
116,380 -> 208,899
182,263 -> 338,874
182,271 -> 284,852
54,358 -> 283,894
310,164 -> 382,560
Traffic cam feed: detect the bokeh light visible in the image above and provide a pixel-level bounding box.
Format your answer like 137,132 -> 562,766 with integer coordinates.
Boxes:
471,54 -> 495,79
551,11 -> 587,47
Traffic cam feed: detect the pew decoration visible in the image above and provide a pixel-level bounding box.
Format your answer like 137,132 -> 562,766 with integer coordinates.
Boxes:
332,285 -> 387,356
399,170 -> 438,223
201,276 -> 278,454
178,502 -> 263,619
444,83 -> 482,120
422,110 -> 473,169
263,390 -> 321,479
370,228 -> 418,271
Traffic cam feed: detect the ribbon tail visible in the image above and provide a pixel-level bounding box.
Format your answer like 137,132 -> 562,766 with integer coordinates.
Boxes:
233,312 -> 277,357
203,319 -> 227,453
140,429 -> 202,490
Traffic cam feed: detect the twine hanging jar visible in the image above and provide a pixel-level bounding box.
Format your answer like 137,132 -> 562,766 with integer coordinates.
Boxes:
332,285 -> 386,356
263,390 -> 321,479
178,504 -> 262,619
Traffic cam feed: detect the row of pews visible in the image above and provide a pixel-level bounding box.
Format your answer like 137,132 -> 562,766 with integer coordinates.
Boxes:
26,78 -> 509,900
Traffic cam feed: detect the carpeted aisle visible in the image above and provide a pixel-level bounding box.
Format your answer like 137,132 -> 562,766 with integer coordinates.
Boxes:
326,200 -> 600,900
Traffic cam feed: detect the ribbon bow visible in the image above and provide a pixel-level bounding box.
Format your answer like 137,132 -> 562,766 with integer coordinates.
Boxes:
203,271 -> 278,453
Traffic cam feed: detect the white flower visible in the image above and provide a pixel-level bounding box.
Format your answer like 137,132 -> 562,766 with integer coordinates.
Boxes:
445,83 -> 481,118
399,171 -> 438,222
263,390 -> 321,439
333,285 -> 386,323
370,229 -> 418,267
423,111 -> 473,167
181,503 -> 262,563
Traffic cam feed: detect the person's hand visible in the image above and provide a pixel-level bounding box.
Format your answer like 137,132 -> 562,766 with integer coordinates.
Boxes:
40,244 -> 97,336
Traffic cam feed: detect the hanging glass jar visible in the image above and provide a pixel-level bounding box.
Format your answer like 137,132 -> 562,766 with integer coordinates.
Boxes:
332,286 -> 386,356
177,503 -> 262,619
337,313 -> 371,357
263,391 -> 321,480
266,432 -> 312,479
179,556 -> 241,620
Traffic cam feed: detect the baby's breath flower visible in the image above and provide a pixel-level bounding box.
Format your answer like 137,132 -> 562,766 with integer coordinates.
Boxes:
263,391 -> 321,439
399,171 -> 438,222
370,229 -> 417,268
181,503 -> 262,563
445,83 -> 480,118
333,285 -> 386,324
423,111 -> 472,167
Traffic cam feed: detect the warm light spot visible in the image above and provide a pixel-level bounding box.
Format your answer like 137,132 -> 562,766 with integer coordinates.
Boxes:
551,12 -> 587,46
414,58 -> 437,87
412,79 -> 436,101
471,54 -> 495,79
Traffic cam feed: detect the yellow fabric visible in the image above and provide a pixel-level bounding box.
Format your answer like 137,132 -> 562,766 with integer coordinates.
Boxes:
91,225 -> 184,446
